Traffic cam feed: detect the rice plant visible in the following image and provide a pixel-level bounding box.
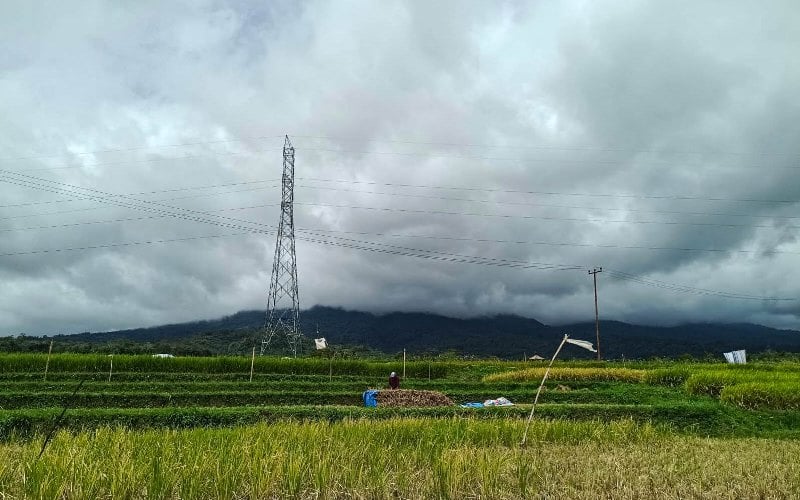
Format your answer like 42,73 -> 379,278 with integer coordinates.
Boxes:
483,367 -> 646,383
1,419 -> 799,499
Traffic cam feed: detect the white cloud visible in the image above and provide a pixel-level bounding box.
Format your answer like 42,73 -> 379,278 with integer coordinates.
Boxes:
1,0 -> 799,334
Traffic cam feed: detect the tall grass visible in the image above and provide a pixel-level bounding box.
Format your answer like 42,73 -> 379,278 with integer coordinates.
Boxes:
642,365 -> 800,410
0,353 -> 449,377
483,367 -> 645,383
1,419 -> 799,498
684,370 -> 798,396
721,383 -> 800,410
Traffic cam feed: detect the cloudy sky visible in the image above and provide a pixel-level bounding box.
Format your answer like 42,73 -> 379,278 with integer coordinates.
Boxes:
1,0 -> 799,335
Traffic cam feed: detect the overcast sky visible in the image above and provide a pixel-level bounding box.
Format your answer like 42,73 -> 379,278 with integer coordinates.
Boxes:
1,0 -> 799,335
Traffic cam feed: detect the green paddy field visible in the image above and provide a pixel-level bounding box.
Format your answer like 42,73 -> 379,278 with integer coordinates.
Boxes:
1,353 -> 798,498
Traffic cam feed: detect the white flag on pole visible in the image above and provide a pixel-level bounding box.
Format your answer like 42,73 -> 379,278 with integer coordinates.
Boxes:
565,338 -> 597,352
314,338 -> 328,350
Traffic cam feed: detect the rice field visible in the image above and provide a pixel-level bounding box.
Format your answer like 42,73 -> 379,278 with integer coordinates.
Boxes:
2,420 -> 799,499
1,352 -> 799,498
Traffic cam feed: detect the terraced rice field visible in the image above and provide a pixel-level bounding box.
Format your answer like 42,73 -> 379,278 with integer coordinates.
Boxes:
1,353 -> 799,498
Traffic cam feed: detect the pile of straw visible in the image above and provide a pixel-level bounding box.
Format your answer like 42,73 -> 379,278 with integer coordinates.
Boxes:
375,389 -> 453,407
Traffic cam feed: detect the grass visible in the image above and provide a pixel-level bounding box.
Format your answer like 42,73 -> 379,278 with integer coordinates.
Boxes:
2,419 -> 799,499
721,383 -> 800,410
2,354 -> 800,497
0,353 -> 450,377
4,401 -> 800,439
483,367 -> 646,383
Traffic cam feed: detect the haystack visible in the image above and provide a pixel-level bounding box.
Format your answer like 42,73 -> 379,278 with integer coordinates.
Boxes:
375,389 -> 453,407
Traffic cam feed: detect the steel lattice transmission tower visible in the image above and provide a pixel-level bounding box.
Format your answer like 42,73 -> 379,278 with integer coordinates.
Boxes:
261,135 -> 302,356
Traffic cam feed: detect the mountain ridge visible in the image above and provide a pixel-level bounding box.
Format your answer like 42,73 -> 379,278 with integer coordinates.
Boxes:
13,306 -> 800,359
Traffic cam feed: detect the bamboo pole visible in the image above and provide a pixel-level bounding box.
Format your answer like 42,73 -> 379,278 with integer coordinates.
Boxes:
403,349 -> 406,379
329,349 -> 334,382
521,334 -> 569,446
43,340 -> 53,382
107,355 -> 113,383
249,346 -> 256,382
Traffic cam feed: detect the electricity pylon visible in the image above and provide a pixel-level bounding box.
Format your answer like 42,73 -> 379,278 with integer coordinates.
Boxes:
261,136 -> 302,356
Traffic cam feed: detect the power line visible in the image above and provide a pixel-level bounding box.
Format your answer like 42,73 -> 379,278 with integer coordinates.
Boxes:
0,186 -> 280,220
1,169 -> 796,299
602,269 -> 784,300
0,232 -> 261,257
5,172 -> 799,210
3,132 -> 796,164
296,177 -> 800,204
0,135 -> 286,163
3,175 -> 799,255
292,134 -> 800,159
0,205 -> 791,300
294,184 -> 800,221
292,200 -> 800,231
5,148 -> 284,173
292,145 -> 800,170
7,197 -> 796,232
0,171 -> 280,238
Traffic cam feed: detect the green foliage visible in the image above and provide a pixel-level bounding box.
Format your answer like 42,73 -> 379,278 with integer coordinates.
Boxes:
720,383 -> 800,410
0,353 -> 449,378
642,367 -> 692,386
683,369 -> 798,396
1,354 -> 799,438
483,367 -> 645,383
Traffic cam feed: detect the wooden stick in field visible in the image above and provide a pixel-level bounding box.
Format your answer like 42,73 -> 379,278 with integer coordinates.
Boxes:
38,378 -> 85,460
329,349 -> 334,382
250,346 -> 256,382
44,340 -> 53,382
521,334 -> 569,446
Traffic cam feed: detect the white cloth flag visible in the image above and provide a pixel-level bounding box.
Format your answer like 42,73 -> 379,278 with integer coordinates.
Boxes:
314,338 -> 328,350
565,338 -> 597,352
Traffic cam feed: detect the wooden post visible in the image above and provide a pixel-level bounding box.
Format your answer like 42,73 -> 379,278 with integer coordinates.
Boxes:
589,267 -> 603,361
249,346 -> 256,382
403,349 -> 406,379
521,334 -> 569,446
44,340 -> 53,382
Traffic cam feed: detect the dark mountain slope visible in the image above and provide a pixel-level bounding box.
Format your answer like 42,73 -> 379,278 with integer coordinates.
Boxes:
23,306 -> 800,359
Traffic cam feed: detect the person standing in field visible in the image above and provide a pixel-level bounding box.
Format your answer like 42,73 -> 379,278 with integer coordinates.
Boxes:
388,372 -> 400,389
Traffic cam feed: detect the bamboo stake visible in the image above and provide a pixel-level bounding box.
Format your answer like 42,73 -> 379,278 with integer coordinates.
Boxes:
249,346 -> 256,382
403,349 -> 406,379
44,340 -> 53,381
329,349 -> 334,382
108,355 -> 113,383
521,334 -> 569,446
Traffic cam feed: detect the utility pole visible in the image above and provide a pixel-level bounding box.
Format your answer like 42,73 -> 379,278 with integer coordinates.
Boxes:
589,267 -> 603,361
261,136 -> 302,357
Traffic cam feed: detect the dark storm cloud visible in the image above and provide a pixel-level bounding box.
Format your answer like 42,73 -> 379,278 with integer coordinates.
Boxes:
1,0 -> 798,335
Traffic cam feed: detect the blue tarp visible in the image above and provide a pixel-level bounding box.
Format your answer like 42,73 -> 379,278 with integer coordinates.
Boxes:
363,389 -> 379,407
460,402 -> 484,408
